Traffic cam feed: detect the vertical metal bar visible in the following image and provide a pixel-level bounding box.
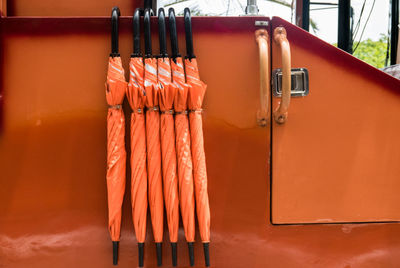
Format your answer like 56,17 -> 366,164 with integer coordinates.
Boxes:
338,0 -> 352,54
391,0 -> 399,65
144,0 -> 157,14
301,0 -> 310,31
295,0 -> 303,27
245,0 -> 259,15
350,7 -> 354,50
152,0 -> 157,14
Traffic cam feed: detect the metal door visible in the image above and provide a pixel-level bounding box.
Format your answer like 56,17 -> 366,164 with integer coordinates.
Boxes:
271,17 -> 400,224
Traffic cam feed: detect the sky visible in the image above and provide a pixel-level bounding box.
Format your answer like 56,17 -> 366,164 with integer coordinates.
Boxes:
158,0 -> 390,44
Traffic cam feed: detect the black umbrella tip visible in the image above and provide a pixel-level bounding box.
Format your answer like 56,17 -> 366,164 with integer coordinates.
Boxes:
188,242 -> 195,267
138,243 -> 144,267
203,242 -> 210,267
171,242 -> 178,267
156,242 -> 162,266
112,241 -> 119,265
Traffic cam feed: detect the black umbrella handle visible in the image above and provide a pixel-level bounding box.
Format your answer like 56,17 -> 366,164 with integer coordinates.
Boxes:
132,8 -> 142,57
111,7 -> 120,57
168,8 -> 180,60
184,8 -> 196,60
158,8 -> 168,58
144,8 -> 152,58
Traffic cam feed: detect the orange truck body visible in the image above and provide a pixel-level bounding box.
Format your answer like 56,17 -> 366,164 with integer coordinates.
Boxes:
1,2 -> 400,267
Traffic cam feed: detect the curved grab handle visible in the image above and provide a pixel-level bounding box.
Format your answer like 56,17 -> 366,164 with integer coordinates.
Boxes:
255,29 -> 269,127
273,26 -> 291,124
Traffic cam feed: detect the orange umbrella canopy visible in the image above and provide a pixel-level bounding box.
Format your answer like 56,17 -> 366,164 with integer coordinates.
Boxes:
126,56 -> 148,263
158,56 -> 180,245
185,58 -> 210,242
144,57 -> 164,244
186,58 -> 211,267
105,56 -> 127,255
171,57 -> 196,248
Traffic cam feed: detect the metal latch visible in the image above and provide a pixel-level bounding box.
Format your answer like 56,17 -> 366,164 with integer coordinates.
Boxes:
272,68 -> 309,97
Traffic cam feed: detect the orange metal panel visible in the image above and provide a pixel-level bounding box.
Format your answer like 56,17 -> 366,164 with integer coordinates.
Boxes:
1,16 -> 400,268
7,0 -> 143,16
0,17 -> 270,267
271,17 -> 400,224
1,0 -> 7,16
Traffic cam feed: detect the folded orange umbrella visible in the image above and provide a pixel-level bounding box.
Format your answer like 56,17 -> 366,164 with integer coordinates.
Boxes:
157,8 -> 180,267
126,9 -> 148,268
184,8 -> 211,267
169,8 -> 196,267
127,56 -> 148,267
106,7 -> 126,266
144,9 -> 164,266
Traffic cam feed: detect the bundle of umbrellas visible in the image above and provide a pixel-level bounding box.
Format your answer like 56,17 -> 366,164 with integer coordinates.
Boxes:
105,7 -> 210,267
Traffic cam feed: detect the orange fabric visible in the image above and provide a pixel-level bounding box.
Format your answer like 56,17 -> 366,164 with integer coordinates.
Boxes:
144,57 -> 164,243
186,58 -> 210,243
171,57 -> 195,242
158,57 -> 180,243
105,56 -> 127,242
126,57 -> 148,243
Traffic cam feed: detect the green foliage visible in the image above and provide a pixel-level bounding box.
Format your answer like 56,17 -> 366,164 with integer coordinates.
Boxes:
333,34 -> 389,68
352,34 -> 389,68
310,19 -> 319,33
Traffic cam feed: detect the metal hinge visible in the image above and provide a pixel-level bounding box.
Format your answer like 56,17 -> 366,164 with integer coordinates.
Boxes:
255,21 -> 269,27
272,68 -> 310,97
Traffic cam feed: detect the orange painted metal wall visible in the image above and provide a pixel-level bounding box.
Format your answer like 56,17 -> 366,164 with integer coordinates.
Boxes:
0,16 -> 271,267
1,13 -> 400,268
6,0 -> 144,16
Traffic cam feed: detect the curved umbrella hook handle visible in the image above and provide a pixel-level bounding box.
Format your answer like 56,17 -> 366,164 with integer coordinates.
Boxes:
255,29 -> 270,127
144,8 -> 152,58
168,8 -> 180,61
158,8 -> 168,58
132,8 -> 141,57
184,8 -> 196,60
111,6 -> 121,57
273,26 -> 291,124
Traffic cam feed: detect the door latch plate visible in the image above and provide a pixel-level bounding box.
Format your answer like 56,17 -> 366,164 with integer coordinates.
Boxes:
272,68 -> 309,97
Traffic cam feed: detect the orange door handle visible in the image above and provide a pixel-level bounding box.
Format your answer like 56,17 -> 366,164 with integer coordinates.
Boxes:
255,29 -> 269,127
273,27 -> 291,124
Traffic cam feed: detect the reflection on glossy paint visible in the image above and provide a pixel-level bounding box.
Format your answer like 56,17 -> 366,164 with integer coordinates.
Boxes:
0,227 -> 99,259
